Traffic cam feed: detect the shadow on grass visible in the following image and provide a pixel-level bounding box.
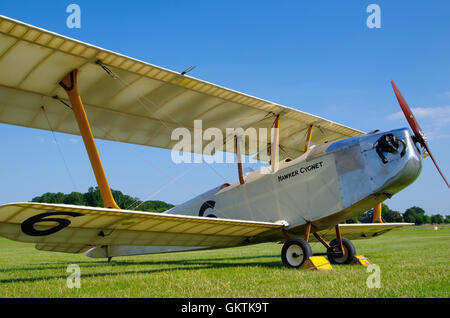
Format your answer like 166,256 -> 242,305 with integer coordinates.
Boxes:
0,254 -> 282,283
0,259 -> 282,284
0,254 -> 280,273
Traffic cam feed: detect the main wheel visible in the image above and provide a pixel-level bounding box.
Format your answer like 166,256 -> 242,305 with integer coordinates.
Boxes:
327,238 -> 356,264
281,238 -> 312,268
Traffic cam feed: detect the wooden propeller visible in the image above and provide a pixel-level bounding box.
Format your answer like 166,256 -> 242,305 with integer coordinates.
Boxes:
391,80 -> 449,188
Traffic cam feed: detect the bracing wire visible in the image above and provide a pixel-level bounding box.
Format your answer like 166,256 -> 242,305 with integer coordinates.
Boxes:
92,123 -> 229,215
41,106 -> 78,191
126,163 -> 195,211
96,60 -> 230,184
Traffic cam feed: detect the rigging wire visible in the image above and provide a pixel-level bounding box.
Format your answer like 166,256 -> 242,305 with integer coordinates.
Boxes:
52,95 -> 72,109
95,60 -> 229,184
121,76 -> 230,184
92,124 -> 229,215
41,105 -> 78,191
127,163 -> 195,211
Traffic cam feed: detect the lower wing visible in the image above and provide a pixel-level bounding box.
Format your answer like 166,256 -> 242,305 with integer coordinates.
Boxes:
0,203 -> 285,253
313,223 -> 413,242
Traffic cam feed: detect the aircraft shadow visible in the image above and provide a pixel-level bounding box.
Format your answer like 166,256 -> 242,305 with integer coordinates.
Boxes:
0,254 -> 281,284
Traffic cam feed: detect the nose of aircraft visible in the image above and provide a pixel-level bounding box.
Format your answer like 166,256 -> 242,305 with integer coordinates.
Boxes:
324,128 -> 422,210
362,128 -> 422,196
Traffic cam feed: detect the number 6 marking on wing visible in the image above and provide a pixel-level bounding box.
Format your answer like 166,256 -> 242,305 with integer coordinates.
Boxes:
21,212 -> 84,236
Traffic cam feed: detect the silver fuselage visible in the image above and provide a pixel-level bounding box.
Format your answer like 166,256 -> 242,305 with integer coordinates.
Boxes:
168,128 -> 421,229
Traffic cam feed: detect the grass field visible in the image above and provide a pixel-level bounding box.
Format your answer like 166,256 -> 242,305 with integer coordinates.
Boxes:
0,224 -> 448,298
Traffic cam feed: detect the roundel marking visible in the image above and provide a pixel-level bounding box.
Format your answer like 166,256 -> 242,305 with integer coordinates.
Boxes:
199,200 -> 217,218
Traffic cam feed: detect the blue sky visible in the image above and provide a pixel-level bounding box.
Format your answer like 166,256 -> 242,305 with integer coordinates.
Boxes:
0,1 -> 449,215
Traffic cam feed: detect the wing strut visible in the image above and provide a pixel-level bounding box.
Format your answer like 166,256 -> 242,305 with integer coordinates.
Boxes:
372,203 -> 383,223
304,124 -> 314,152
59,70 -> 120,209
235,136 -> 245,185
271,115 -> 280,172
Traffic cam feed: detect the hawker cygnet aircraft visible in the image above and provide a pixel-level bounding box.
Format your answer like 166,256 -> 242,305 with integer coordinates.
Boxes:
0,15 -> 447,268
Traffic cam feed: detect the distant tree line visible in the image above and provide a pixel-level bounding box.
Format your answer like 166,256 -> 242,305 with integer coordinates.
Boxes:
31,187 -> 174,213
345,204 -> 449,225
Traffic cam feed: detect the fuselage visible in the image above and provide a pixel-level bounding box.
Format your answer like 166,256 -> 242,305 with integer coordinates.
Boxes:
166,128 -> 422,232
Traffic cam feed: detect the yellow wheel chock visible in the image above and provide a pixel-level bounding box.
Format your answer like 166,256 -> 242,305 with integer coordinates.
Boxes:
300,256 -> 332,271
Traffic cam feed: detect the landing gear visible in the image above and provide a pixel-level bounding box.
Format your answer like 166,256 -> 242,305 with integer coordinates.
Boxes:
281,225 -> 357,268
327,238 -> 356,264
281,238 -> 312,268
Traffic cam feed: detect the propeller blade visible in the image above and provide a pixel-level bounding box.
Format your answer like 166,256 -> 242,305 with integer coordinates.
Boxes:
391,80 -> 426,146
391,80 -> 449,189
422,141 -> 450,188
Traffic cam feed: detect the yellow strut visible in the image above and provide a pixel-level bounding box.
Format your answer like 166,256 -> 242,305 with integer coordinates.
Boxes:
271,115 -> 280,172
372,203 -> 383,223
304,124 -> 314,152
235,135 -> 245,185
60,70 -> 120,209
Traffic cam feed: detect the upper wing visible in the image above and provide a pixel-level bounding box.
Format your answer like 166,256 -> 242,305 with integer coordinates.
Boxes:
0,203 -> 285,249
0,15 -> 363,160
313,223 -> 413,242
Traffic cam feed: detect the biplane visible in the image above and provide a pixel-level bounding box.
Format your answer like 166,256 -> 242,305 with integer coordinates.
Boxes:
0,15 -> 447,268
